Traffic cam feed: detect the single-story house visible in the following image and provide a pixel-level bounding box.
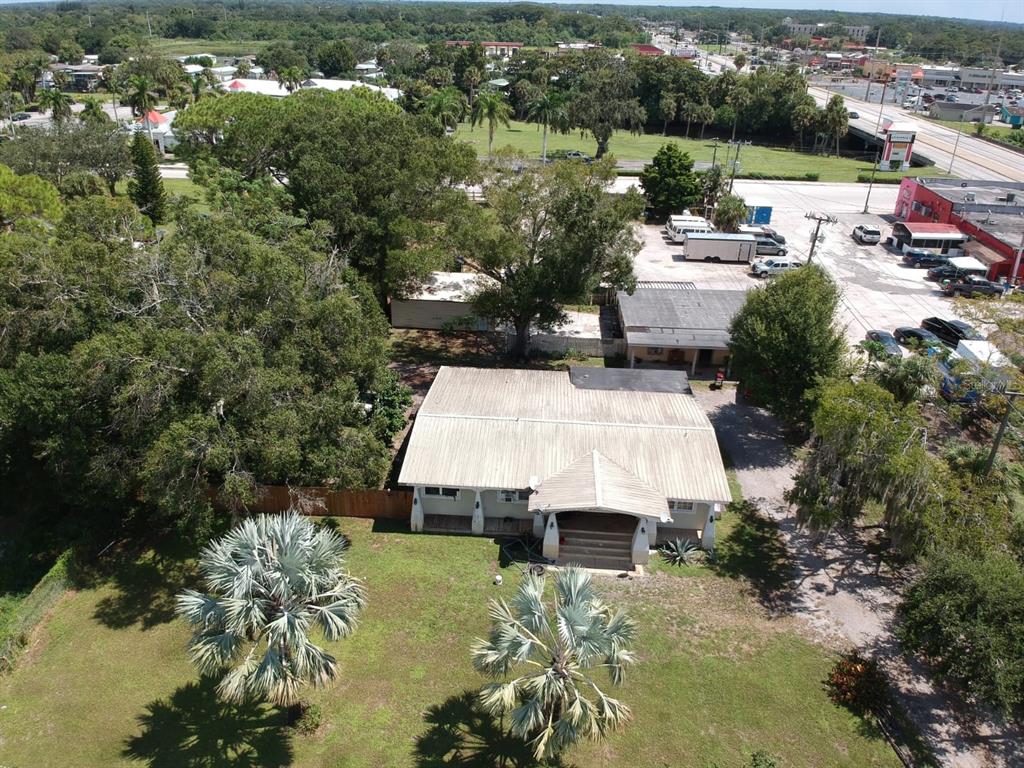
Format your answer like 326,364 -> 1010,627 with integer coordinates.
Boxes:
399,366 -> 732,570
390,272 -> 493,331
617,286 -> 746,373
928,101 -> 994,123
132,110 -> 178,154
220,77 -> 400,101
1001,105 -> 1024,128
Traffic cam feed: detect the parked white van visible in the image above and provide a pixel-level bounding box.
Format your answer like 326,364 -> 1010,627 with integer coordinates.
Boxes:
665,215 -> 715,242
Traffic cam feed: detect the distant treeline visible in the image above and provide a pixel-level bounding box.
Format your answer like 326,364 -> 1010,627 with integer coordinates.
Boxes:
0,2 -> 1020,65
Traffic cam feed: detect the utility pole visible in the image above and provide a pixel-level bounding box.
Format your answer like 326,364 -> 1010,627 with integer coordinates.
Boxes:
1011,232 -> 1024,287
805,212 -> 837,264
986,391 -> 1022,475
984,34 -> 1003,107
146,11 -> 153,36
862,151 -> 880,214
728,141 -> 743,193
865,27 -> 882,101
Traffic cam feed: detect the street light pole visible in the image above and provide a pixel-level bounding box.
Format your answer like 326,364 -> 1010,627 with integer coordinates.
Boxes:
947,105 -> 986,174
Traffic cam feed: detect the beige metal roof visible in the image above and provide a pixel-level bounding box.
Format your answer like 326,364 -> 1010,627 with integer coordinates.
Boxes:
528,450 -> 672,522
398,367 -> 732,503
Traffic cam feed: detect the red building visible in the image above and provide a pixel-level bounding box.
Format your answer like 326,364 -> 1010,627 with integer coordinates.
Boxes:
630,44 -> 665,57
895,177 -> 1024,282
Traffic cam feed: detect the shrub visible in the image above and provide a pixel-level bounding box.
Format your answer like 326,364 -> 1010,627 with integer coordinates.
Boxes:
659,537 -> 701,566
294,703 -> 323,735
856,172 -> 904,184
826,651 -> 888,716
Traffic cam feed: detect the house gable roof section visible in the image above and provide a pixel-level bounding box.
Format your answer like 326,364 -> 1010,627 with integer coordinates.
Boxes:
398,367 -> 732,504
528,450 -> 672,523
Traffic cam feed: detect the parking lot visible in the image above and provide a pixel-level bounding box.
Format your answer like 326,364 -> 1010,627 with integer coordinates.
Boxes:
632,181 -> 965,346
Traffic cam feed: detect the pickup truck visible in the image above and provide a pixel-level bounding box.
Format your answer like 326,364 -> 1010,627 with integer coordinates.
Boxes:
942,276 -> 1003,298
751,257 -> 801,277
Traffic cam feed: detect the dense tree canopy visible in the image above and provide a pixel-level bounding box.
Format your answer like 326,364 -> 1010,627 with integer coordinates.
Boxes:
729,265 -> 846,424
449,156 -> 642,359
174,89 -> 477,304
639,143 -> 702,219
0,166 -> 403,539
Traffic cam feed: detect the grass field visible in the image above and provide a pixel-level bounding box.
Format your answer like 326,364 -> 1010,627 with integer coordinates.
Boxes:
0,494 -> 901,768
921,116 -> 1015,138
454,120 -> 925,182
147,37 -> 271,57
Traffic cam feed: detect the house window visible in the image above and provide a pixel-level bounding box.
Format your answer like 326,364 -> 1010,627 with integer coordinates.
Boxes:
424,486 -> 460,500
646,346 -> 665,354
498,490 -> 531,503
668,500 -> 694,511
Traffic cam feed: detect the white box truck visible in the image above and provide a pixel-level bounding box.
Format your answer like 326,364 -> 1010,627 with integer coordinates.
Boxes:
681,232 -> 757,263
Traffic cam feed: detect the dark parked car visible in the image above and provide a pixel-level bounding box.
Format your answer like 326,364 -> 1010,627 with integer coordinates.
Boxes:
865,330 -> 903,358
920,317 -> 984,346
902,248 -> 948,269
894,326 -> 943,351
926,264 -> 986,282
942,275 -> 1003,297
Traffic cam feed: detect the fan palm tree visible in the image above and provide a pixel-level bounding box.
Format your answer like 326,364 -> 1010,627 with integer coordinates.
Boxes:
727,85 -> 751,142
99,65 -> 121,124
823,93 -> 849,157
697,102 -> 715,139
38,88 -> 74,124
175,512 -> 366,714
525,89 -> 567,162
424,86 -> 468,131
124,74 -> 159,118
470,90 -> 513,161
78,96 -> 110,125
277,66 -> 305,94
471,566 -> 636,761
461,65 -> 482,105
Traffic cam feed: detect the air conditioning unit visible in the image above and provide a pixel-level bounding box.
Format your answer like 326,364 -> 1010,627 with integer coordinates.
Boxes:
964,192 -> 976,202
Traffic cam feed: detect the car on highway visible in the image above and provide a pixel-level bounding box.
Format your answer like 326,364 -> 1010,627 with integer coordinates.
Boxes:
11,112 -> 30,121
848,111 -> 860,120
894,326 -> 943,351
902,248 -> 948,269
852,225 -> 881,244
942,275 -> 1003,297
750,257 -> 800,277
921,317 -> 984,346
864,330 -> 903,358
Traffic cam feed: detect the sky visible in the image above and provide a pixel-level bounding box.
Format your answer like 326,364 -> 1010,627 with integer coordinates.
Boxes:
424,0 -> 1024,25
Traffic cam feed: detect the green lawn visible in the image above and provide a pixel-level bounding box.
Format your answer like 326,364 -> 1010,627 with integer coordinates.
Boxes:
147,37 -> 271,57
0,501 -> 901,768
921,116 -> 1015,139
454,121 -> 924,182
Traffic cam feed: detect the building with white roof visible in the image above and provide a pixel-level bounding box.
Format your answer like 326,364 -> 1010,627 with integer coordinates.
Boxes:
399,366 -> 732,569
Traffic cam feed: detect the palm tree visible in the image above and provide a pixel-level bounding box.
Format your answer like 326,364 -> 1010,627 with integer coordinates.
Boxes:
680,100 -> 700,138
277,66 -> 305,94
525,89 -> 567,162
823,93 -> 849,157
791,102 -> 819,150
78,96 -> 109,125
697,102 -> 715,139
659,91 -> 678,136
37,88 -> 73,124
124,74 -> 158,118
471,90 -> 513,161
99,65 -> 121,125
175,511 -> 366,716
472,566 -> 636,761
424,86 -> 467,131
461,65 -> 482,105
727,85 -> 751,142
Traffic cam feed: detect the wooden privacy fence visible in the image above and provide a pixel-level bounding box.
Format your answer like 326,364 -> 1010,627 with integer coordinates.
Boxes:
226,487 -> 412,519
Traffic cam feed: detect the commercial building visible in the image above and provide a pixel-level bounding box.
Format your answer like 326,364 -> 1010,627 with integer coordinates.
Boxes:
782,18 -> 872,43
617,286 -> 745,373
399,366 -> 732,569
630,44 -> 665,57
927,102 -> 994,123
920,65 -> 1024,90
445,41 -> 524,58
895,178 -> 1024,281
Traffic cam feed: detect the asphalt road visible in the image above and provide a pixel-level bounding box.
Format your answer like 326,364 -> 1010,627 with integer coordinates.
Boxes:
808,87 -> 1024,181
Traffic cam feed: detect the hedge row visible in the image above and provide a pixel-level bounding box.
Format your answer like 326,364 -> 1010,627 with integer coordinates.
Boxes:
0,550 -> 75,673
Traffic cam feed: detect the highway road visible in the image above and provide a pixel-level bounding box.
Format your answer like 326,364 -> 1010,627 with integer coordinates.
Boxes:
809,87 -> 1024,181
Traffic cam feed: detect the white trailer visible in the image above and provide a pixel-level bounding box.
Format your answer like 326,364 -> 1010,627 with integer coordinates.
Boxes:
681,232 -> 757,263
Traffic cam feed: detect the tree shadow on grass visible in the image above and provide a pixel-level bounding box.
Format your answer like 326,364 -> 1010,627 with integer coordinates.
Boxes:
710,499 -> 793,607
414,691 -> 573,768
124,677 -> 292,768
92,537 -> 198,630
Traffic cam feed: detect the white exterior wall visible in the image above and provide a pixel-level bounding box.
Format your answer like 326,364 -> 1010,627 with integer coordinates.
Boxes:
417,488 -> 532,519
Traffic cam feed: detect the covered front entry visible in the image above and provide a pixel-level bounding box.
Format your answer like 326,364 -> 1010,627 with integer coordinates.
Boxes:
547,511 -> 639,570
529,449 -> 671,570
